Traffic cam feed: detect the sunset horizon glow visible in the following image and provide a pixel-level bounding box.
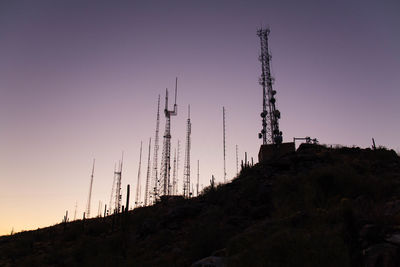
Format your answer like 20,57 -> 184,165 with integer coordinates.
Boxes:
1,0 -> 399,236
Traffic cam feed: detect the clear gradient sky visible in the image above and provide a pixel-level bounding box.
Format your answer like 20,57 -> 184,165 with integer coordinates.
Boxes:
1,0 -> 399,235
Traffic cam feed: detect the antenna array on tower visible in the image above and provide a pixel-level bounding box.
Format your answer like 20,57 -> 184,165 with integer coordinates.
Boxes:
257,28 -> 282,145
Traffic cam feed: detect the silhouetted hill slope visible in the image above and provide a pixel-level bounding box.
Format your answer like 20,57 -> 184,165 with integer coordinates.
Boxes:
1,144 -> 400,267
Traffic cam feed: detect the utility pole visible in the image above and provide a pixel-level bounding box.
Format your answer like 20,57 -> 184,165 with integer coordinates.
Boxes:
144,138 -> 152,206
183,105 -> 192,198
160,78 -> 178,196
86,159 -> 95,218
135,142 -> 143,208
257,28 -> 282,145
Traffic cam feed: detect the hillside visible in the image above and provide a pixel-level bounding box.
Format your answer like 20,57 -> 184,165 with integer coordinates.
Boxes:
1,144 -> 400,266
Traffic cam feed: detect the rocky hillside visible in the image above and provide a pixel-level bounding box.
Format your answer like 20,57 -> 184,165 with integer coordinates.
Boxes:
1,144 -> 400,266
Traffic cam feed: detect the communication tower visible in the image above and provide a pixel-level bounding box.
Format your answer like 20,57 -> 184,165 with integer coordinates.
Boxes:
86,159 -> 95,218
172,148 -> 177,195
151,95 -> 161,204
257,28 -> 282,145
113,153 -> 123,213
159,78 -> 178,196
144,138 -> 152,206
196,160 -> 199,196
236,145 -> 239,176
183,105 -> 192,198
135,142 -> 143,208
222,107 -> 227,183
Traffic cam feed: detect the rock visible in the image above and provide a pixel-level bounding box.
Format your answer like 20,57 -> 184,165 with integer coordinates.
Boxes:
386,233 -> 400,246
191,256 -> 226,267
364,243 -> 400,267
384,200 -> 400,216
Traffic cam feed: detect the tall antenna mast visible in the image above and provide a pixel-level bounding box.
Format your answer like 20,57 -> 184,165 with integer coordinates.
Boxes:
151,95 -> 161,204
172,148 -> 177,195
115,152 -> 123,213
109,163 -> 116,214
183,105 -> 192,198
135,142 -> 143,208
223,107 -> 227,183
160,78 -> 178,196
86,158 -> 95,218
236,144 -> 239,176
257,28 -> 282,145
144,138 -> 152,206
196,160 -> 199,196
176,140 -> 180,195
73,201 -> 77,221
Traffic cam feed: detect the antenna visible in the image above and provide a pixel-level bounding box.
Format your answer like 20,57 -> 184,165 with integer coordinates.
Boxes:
223,107 -> 227,183
183,105 -> 192,198
114,152 -> 123,213
97,201 -> 102,217
109,163 -> 116,214
144,138 -> 152,206
86,158 -> 95,218
176,140 -> 180,195
196,160 -> 199,197
172,148 -> 177,195
135,142 -> 143,208
160,78 -> 178,196
257,28 -> 282,145
73,201 -> 77,221
236,144 -> 239,176
151,95 -> 161,204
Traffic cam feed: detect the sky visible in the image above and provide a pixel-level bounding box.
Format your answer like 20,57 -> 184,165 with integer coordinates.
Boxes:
1,0 -> 399,235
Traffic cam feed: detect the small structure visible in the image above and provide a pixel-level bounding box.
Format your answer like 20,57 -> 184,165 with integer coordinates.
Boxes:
258,142 -> 295,162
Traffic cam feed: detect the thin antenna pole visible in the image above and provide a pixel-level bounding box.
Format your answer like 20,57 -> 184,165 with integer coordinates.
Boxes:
109,163 -> 116,214
176,140 -> 180,195
236,145 -> 239,176
86,158 -> 95,218
135,142 -> 143,208
144,138 -> 152,206
172,148 -> 177,195
73,201 -> 77,221
197,160 -> 199,196
223,107 -> 227,183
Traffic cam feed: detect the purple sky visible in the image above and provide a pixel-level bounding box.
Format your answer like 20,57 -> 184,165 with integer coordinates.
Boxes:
1,0 -> 399,235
